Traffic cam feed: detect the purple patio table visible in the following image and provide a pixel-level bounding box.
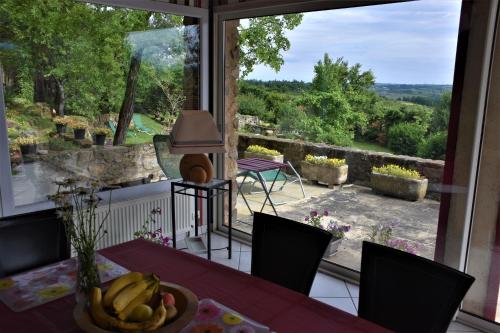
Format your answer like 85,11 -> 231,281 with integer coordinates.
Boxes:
237,158 -> 288,215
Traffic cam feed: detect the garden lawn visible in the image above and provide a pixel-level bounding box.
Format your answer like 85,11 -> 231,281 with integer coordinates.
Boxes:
352,141 -> 394,154
125,114 -> 165,145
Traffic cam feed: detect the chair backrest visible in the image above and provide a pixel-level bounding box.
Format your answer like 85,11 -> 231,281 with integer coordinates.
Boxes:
0,209 -> 70,277
251,212 -> 332,295
359,241 -> 475,333
152,135 -> 182,179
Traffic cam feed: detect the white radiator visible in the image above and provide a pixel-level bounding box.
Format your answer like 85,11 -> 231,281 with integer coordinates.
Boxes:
90,192 -> 193,251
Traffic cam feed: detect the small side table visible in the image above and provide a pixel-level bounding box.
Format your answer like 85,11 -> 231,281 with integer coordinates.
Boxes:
171,179 -> 232,260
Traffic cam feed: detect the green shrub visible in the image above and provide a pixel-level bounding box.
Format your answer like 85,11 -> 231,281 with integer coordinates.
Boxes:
48,138 -> 77,151
387,122 -> 426,156
246,145 -> 280,156
417,131 -> 447,160
305,155 -> 346,167
7,127 -> 20,140
372,164 -> 422,180
237,94 -> 271,121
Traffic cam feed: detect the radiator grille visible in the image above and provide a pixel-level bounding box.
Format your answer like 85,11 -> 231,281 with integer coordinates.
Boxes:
89,192 -> 193,251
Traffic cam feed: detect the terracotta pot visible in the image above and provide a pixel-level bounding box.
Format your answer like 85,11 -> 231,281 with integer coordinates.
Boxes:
371,172 -> 428,201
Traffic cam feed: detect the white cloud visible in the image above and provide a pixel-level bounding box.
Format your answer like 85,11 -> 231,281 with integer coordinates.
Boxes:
245,0 -> 461,84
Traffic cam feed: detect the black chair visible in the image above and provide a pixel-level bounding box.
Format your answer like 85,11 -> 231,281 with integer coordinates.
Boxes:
251,212 -> 332,295
0,209 -> 70,277
152,135 -> 182,180
359,241 -> 475,333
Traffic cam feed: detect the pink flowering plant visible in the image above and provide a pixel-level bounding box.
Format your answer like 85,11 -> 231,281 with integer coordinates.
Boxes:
369,223 -> 419,255
305,210 -> 351,240
134,208 -> 171,247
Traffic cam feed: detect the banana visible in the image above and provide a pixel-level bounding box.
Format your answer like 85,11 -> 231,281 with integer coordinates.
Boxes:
117,280 -> 158,320
103,272 -> 144,308
144,300 -> 168,332
112,275 -> 158,313
89,287 -> 168,333
89,287 -> 121,331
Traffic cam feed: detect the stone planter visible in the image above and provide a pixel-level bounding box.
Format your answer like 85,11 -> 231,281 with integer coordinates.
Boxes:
20,144 -> 37,155
371,172 -> 428,201
243,151 -> 284,163
94,134 -> 106,146
55,124 -> 66,134
74,128 -> 86,140
301,162 -> 348,187
323,238 -> 342,258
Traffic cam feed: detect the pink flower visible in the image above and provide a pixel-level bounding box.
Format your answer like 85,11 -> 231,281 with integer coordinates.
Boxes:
195,302 -> 222,321
323,210 -> 329,216
304,216 -> 309,222
310,210 -> 318,217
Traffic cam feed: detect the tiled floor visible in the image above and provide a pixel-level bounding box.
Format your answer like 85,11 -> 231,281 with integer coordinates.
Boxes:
182,234 -> 484,333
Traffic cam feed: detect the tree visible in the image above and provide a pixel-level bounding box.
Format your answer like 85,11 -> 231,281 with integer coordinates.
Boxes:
429,91 -> 452,133
238,14 -> 304,77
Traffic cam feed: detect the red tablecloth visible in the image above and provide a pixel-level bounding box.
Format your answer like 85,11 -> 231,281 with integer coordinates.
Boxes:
0,239 -> 391,333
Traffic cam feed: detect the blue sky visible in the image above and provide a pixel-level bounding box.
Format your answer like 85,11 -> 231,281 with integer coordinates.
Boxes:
245,0 -> 461,84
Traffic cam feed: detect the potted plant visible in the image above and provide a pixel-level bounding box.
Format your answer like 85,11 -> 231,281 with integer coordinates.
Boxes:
92,127 -> 112,146
371,164 -> 428,201
369,223 -> 419,255
305,209 -> 350,257
301,155 -> 348,188
15,136 -> 38,155
243,145 -> 284,163
53,116 -> 70,134
71,121 -> 87,140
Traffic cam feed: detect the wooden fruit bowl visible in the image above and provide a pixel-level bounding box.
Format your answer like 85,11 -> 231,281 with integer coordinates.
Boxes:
74,282 -> 199,333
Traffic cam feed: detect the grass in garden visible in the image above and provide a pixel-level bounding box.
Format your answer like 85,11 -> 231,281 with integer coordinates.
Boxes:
125,114 -> 165,145
351,141 -> 394,154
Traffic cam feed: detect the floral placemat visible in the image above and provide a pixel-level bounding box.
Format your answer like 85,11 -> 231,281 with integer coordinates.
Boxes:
0,254 -> 129,312
180,298 -> 275,333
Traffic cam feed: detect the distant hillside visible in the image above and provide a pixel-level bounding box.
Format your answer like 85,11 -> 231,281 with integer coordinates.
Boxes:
373,83 -> 452,106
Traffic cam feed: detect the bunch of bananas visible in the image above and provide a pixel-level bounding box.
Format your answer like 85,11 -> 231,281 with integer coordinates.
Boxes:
89,272 -> 178,332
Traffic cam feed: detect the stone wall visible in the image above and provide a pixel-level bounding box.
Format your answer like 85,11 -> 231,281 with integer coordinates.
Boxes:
41,144 -> 163,186
238,133 -> 444,199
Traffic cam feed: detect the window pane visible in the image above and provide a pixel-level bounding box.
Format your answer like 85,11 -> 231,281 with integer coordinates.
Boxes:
225,0 -> 461,271
1,2 -> 200,206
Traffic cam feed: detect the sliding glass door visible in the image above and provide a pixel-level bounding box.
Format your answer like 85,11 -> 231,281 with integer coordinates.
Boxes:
0,0 -> 208,217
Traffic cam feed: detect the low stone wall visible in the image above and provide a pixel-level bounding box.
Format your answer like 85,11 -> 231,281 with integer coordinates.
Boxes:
238,133 -> 444,200
41,144 -> 163,186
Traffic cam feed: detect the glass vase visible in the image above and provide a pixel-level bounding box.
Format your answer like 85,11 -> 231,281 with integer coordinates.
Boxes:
75,249 -> 101,304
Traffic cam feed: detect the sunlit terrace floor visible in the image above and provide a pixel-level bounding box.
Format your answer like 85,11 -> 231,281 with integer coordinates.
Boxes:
235,180 -> 440,271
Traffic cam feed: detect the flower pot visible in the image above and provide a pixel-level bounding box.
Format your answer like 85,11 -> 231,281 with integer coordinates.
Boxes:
94,134 -> 106,146
73,128 -> 86,140
371,172 -> 428,201
301,162 -> 348,187
20,144 -> 37,155
55,124 -> 66,134
243,151 -> 284,163
317,164 -> 348,186
301,161 -> 319,181
323,238 -> 342,258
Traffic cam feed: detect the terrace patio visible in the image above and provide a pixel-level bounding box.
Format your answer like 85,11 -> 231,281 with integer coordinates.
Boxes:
234,180 -> 440,271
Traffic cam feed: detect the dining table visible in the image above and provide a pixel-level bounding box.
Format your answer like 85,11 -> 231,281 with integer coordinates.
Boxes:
0,239 -> 391,333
